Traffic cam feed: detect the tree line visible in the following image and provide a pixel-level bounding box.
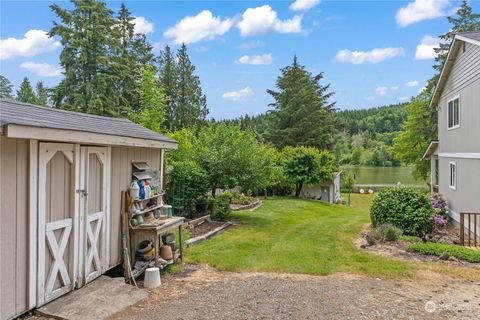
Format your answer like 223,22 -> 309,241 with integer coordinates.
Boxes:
0,0 -> 207,132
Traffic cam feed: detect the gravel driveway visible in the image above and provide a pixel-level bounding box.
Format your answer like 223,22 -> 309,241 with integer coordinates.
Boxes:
110,264 -> 480,320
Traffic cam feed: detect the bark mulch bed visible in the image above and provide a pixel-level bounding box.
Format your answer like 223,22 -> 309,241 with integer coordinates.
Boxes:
354,224 -> 480,269
189,220 -> 226,238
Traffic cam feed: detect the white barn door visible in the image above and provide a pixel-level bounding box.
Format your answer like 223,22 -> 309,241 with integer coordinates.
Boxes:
37,143 -> 79,305
78,146 -> 110,286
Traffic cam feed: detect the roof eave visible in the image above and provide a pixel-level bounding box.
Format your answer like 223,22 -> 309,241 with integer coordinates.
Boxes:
4,124 -> 178,149
429,34 -> 480,109
422,140 -> 439,159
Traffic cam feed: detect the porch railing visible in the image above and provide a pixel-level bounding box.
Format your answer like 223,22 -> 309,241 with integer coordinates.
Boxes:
460,212 -> 480,247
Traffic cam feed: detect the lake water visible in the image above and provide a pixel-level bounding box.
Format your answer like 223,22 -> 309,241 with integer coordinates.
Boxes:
341,166 -> 428,188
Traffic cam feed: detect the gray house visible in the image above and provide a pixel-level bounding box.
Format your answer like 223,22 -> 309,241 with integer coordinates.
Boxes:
423,32 -> 480,236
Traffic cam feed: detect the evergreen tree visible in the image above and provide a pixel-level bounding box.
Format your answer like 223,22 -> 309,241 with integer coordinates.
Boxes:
50,0 -> 121,116
0,75 -> 14,100
433,0 -> 480,74
175,44 -> 208,129
35,81 -> 49,106
267,55 -> 336,150
115,3 -> 154,115
158,45 -> 178,130
16,77 -> 36,104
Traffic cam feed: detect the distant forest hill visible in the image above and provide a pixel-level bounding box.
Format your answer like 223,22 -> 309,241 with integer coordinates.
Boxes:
224,102 -> 408,167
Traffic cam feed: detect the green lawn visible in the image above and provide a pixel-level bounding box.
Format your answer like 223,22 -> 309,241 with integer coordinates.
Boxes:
186,194 -> 416,278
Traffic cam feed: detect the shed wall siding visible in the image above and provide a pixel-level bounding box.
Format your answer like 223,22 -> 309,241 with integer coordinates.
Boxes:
0,137 -> 29,320
438,42 -> 480,154
109,146 -> 161,267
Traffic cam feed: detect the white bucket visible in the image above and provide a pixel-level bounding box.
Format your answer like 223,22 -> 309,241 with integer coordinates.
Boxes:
144,267 -> 161,288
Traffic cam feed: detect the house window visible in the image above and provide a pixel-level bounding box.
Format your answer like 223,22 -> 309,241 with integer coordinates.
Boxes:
447,96 -> 460,129
449,161 -> 456,190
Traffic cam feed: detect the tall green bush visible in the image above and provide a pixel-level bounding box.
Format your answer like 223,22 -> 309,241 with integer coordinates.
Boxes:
166,160 -> 209,216
370,187 -> 434,236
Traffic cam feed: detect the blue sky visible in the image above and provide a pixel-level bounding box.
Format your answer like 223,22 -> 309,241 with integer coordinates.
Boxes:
1,0 -> 479,119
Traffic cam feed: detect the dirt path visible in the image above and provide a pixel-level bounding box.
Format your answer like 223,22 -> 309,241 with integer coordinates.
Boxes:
109,264 -> 480,320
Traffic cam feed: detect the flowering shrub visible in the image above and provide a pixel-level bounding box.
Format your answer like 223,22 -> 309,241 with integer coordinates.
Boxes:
370,187 -> 434,236
429,193 -> 449,232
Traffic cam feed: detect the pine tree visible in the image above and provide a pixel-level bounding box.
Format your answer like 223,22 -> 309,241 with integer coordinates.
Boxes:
35,81 -> 49,106
50,0 -> 121,116
433,0 -> 480,74
158,45 -> 178,131
175,44 -> 208,129
267,55 -> 336,150
115,3 -> 154,115
0,75 -> 14,100
16,77 -> 36,104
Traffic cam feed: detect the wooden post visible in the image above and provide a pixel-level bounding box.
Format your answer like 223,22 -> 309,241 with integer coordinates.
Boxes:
468,214 -> 471,246
475,214 -> 477,247
460,213 -> 464,246
178,225 -> 183,263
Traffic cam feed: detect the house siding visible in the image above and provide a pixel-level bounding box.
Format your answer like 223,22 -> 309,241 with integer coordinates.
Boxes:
0,137 -> 29,320
435,39 -> 480,239
438,42 -> 480,154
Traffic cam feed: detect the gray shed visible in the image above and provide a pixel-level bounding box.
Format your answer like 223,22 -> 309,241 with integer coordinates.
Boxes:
299,172 -> 341,203
0,100 -> 177,320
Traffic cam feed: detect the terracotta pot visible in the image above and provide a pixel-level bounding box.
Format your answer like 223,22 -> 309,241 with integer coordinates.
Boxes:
160,245 -> 173,260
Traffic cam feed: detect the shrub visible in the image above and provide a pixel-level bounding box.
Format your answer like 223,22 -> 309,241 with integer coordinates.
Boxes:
399,235 -> 422,243
166,160 -> 210,217
370,187 -> 434,236
406,242 -> 480,263
231,193 -> 254,205
371,224 -> 403,242
208,192 -> 232,221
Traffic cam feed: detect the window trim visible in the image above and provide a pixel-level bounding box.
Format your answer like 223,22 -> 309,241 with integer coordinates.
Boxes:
449,161 -> 457,190
447,95 -> 460,130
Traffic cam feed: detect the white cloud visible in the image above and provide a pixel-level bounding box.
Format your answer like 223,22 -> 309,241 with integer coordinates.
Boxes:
414,35 -> 440,60
237,40 -> 264,51
235,54 -> 272,65
405,80 -> 419,87
396,0 -> 450,28
237,5 -> 302,36
365,96 -> 375,101
194,46 -> 209,53
375,86 -> 389,96
290,0 -> 321,11
133,16 -> 154,34
335,47 -> 405,64
0,29 -> 60,60
164,10 -> 232,44
222,86 -> 254,101
20,61 -> 62,77
391,86 -> 399,90
399,96 -> 409,101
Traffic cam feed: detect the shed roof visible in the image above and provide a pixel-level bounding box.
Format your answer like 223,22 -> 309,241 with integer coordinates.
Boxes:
0,100 -> 177,149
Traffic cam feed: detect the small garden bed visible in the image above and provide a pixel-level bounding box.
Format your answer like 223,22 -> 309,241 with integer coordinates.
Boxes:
230,198 -> 262,211
355,224 -> 480,267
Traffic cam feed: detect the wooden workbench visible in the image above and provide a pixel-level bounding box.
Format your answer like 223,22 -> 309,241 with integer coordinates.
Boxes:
129,216 -> 185,267
124,191 -> 186,268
